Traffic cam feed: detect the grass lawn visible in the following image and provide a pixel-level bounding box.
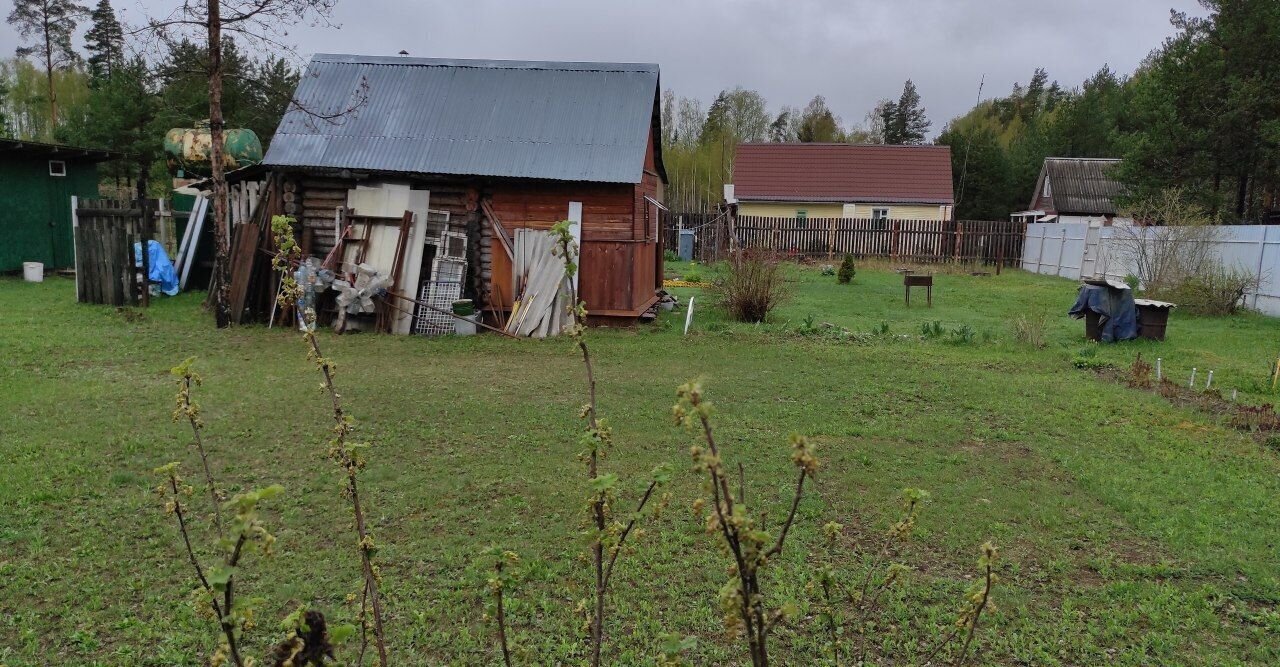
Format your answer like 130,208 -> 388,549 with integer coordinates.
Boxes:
2,262 -> 1279,666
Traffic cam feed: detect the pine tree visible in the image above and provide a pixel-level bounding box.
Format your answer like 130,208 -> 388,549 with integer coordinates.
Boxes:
837,253 -> 856,284
84,0 -> 123,85
892,79 -> 931,145
7,0 -> 87,132
879,99 -> 900,143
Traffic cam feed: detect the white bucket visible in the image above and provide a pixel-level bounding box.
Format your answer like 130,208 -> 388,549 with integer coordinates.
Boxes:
22,262 -> 44,283
453,314 -> 478,336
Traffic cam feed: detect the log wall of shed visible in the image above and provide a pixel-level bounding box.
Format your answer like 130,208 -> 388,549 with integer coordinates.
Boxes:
276,170 -> 661,321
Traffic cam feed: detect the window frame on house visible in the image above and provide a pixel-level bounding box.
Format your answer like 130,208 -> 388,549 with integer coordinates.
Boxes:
871,207 -> 890,229
48,160 -> 67,177
795,209 -> 808,229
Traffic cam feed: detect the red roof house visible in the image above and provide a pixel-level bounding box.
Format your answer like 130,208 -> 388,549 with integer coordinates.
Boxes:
729,143 -> 955,221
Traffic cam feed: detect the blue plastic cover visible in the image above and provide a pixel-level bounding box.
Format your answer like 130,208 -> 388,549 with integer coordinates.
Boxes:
133,240 -> 179,296
1068,284 -> 1138,342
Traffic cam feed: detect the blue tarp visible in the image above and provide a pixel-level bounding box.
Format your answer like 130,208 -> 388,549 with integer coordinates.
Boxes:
133,240 -> 179,296
1068,284 -> 1138,342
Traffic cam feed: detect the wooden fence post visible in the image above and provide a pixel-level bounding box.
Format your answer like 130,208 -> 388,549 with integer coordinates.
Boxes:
954,221 -> 964,263
890,220 -> 900,261
827,217 -> 837,259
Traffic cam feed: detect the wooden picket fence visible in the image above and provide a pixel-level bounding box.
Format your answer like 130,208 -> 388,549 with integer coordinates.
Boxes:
733,215 -> 1026,266
72,197 -> 175,306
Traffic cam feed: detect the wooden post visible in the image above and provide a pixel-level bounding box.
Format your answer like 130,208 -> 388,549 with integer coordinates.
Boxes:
139,197 -> 153,307
827,216 -> 837,259
954,221 -> 964,263
996,226 -> 1005,276
890,220 -> 901,261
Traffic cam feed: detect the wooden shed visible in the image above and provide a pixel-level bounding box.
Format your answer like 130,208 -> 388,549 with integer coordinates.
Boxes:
258,54 -> 668,325
0,139 -> 119,272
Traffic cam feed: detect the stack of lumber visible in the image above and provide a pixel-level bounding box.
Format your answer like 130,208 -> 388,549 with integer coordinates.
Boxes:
504,229 -> 574,338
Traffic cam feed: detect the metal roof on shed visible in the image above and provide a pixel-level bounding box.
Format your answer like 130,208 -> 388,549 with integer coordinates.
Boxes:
263,54 -> 660,184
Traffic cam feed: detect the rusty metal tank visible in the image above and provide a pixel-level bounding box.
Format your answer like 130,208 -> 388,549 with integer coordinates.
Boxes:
164,123 -> 263,176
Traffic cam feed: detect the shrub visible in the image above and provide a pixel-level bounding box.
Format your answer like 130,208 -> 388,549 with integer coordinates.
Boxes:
1012,311 -> 1049,349
664,249 -> 681,263
837,253 -> 856,284
820,264 -> 836,276
1154,262 -> 1261,316
716,250 -> 789,323
1113,187 -> 1220,292
682,268 -> 704,283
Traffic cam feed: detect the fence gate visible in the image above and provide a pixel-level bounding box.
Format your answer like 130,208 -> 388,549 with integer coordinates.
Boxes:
73,198 -> 153,306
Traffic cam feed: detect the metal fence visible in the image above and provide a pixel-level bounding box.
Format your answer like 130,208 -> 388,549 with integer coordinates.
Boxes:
1021,222 -> 1280,316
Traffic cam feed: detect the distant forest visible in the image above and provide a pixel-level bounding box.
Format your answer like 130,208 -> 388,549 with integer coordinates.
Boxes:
662,0 -> 1280,223
3,0 -> 1277,221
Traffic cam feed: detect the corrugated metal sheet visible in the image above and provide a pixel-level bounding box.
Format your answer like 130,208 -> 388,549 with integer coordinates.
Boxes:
1040,158 -> 1125,215
263,54 -> 659,184
732,143 -> 954,204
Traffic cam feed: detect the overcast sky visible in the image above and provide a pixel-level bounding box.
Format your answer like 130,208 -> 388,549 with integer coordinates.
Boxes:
1,0 -> 1206,133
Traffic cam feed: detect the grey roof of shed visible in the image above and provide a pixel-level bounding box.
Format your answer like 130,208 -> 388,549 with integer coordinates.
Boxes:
263,54 -> 661,184
1032,157 -> 1126,215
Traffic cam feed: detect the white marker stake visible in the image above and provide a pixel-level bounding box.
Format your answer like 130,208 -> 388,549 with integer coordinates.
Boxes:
684,296 -> 695,335
1189,368 -> 1197,388
1206,370 -> 1214,389
1232,389 -> 1238,401
1156,357 -> 1163,381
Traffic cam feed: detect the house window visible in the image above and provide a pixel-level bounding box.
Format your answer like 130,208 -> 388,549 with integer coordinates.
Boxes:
871,207 -> 890,229
796,210 -> 807,228
49,160 -> 67,177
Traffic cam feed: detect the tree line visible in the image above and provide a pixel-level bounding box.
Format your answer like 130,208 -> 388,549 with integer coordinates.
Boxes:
940,0 -> 1280,223
1,0 -> 299,194
661,80 -> 932,213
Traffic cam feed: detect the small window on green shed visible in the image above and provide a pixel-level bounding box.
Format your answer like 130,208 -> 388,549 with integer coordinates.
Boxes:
49,160 -> 67,177
796,209 -> 808,228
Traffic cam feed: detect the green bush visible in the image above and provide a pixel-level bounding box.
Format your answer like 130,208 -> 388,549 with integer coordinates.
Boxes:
1154,263 -> 1260,316
716,250 -> 789,323
682,269 -> 704,283
837,253 -> 856,284
663,249 -> 680,263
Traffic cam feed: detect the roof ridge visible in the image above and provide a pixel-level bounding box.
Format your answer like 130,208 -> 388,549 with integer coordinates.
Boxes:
310,53 -> 658,73
739,142 -> 947,149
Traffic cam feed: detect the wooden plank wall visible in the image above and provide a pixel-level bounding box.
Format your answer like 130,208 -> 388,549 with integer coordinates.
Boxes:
731,215 -> 1026,266
488,180 -> 656,315
73,199 -> 145,306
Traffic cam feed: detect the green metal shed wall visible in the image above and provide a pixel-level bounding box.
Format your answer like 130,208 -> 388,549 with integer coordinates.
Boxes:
0,155 -> 100,271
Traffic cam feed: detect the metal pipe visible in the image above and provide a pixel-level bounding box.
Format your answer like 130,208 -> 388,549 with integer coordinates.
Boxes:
1189,368 -> 1197,388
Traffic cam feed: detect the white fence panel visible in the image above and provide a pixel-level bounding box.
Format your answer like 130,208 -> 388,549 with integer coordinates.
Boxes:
1021,223 -> 1280,316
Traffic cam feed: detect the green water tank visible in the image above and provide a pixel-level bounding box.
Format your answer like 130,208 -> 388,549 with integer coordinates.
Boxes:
164,123 -> 263,176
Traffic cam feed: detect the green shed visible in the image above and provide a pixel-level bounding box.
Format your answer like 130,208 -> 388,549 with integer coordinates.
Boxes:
0,139 -> 121,272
